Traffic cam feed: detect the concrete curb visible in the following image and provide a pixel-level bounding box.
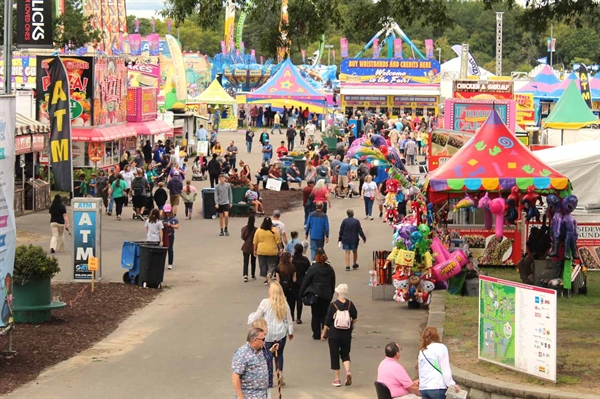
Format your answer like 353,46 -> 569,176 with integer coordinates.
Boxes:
427,291 -> 600,399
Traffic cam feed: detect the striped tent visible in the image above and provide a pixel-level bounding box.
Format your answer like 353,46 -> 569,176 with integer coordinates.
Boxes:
16,113 -> 50,135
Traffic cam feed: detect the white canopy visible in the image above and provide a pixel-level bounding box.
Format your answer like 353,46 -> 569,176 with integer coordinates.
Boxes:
440,57 -> 495,80
534,141 -> 600,209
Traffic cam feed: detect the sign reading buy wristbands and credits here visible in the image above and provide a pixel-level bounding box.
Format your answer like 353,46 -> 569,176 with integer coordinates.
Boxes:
72,199 -> 102,280
479,276 -> 557,382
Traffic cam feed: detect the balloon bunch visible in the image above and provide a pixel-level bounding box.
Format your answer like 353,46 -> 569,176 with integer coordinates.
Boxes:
346,134 -> 405,170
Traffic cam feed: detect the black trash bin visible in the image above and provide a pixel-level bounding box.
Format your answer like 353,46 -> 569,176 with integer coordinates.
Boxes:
202,188 -> 216,219
138,244 -> 168,288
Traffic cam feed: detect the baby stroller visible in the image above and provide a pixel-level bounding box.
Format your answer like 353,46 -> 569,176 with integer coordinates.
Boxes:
192,156 -> 207,181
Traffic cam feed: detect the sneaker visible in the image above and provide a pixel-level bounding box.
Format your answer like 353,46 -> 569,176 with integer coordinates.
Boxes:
345,372 -> 352,386
167,265 -> 173,270
364,216 -> 368,220
219,230 -> 224,236
211,214 -> 216,220
352,263 -> 359,270
224,229 -> 230,236
252,276 -> 256,280
107,212 -> 112,216
379,212 -> 383,218
244,276 -> 248,282
332,379 -> 342,387
346,266 -> 350,271
296,319 -> 302,324
369,216 -> 374,220
263,281 -> 269,286
50,248 -> 55,254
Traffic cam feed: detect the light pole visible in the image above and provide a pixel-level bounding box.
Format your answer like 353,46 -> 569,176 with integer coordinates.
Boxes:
436,48 -> 441,64
3,0 -> 14,94
324,44 -> 334,65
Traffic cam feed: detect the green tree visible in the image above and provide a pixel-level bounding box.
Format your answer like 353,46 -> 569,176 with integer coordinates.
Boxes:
54,0 -> 102,50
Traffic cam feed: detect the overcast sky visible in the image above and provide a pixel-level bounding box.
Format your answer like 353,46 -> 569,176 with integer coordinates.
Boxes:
126,0 -> 165,19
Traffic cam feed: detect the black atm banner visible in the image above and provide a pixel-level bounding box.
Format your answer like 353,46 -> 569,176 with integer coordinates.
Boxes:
578,64 -> 593,109
16,0 -> 54,48
47,57 -> 73,193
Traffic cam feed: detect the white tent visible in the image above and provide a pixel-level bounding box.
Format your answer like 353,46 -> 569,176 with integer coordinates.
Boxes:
440,57 -> 495,79
534,141 -> 600,209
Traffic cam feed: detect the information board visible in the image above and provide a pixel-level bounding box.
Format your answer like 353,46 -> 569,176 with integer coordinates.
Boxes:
479,276 -> 557,382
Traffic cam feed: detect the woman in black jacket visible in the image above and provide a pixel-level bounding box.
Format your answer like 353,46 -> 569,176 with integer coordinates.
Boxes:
292,243 -> 311,324
299,248 -> 336,339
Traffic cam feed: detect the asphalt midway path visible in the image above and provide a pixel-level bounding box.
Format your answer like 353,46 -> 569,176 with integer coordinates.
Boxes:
9,129 -> 427,398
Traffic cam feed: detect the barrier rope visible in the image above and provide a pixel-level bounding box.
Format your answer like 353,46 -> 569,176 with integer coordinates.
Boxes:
68,285 -> 89,307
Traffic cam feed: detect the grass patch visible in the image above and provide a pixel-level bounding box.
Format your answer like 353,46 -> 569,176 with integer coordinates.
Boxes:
444,268 -> 600,394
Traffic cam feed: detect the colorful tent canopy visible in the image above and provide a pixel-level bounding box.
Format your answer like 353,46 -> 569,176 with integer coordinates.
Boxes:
516,81 -> 555,97
427,111 -> 570,200
194,79 -> 236,104
533,65 -> 561,85
546,71 -> 578,98
543,81 -> 599,129
245,59 -> 327,104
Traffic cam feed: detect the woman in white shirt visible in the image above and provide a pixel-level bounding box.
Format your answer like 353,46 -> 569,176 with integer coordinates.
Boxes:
248,281 -> 294,386
417,327 -> 460,399
121,164 -> 136,205
145,209 -> 163,244
360,175 -> 379,220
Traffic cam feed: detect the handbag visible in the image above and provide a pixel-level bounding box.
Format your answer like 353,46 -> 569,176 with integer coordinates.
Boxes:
306,194 -> 314,208
301,292 -> 318,306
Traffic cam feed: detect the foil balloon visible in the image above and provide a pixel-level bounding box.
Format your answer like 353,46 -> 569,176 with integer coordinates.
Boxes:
477,192 -> 492,229
418,224 -> 430,237
379,145 -> 389,155
369,134 -> 387,148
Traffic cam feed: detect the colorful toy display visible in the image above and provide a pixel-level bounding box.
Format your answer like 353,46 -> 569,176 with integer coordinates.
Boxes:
522,186 -> 543,222
505,186 -> 520,225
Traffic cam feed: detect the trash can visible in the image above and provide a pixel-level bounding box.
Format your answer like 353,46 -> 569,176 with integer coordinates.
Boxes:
294,159 -> 306,180
121,241 -> 157,285
202,188 -> 216,219
138,244 -> 168,288
280,156 -> 293,168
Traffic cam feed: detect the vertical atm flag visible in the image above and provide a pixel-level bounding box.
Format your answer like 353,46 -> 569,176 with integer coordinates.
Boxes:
578,64 -> 593,109
47,57 -> 73,193
425,39 -> 434,59
373,39 -> 380,58
340,38 -> 349,58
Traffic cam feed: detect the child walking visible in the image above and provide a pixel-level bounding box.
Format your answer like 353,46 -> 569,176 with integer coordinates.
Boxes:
180,180 -> 198,220
154,181 -> 168,211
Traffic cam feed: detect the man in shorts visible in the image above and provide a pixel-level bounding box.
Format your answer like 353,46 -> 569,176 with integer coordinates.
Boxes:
336,157 -> 351,198
166,170 -> 183,216
338,209 -> 366,271
214,174 -> 233,236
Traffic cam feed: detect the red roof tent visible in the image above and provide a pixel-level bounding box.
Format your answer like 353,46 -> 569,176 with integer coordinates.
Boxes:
129,120 -> 172,136
72,124 -> 137,142
426,111 -> 570,203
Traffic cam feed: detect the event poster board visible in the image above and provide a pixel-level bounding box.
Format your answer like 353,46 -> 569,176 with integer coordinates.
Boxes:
514,93 -> 535,129
451,227 -> 522,266
479,276 -> 557,382
444,99 -> 516,133
72,198 -> 102,280
94,57 -> 128,125
37,56 -> 94,127
427,130 -> 473,172
453,80 -> 514,100
0,96 -> 17,329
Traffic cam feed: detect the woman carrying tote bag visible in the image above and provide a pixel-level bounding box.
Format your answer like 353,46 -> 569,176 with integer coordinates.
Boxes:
417,326 -> 461,399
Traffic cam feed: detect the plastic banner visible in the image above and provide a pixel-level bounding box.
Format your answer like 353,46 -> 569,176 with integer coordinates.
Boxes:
167,19 -> 172,34
0,96 -> 17,329
134,18 -> 140,33
129,34 -> 142,56
221,41 -> 226,55
147,34 -> 160,56
251,49 -> 256,58
301,49 -> 306,63
425,39 -> 434,59
373,38 -> 380,58
393,38 -> 403,58
340,38 -> 349,58
332,50 -> 336,63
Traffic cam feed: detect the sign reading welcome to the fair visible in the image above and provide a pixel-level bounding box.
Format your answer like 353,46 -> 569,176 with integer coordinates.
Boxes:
339,58 -> 441,85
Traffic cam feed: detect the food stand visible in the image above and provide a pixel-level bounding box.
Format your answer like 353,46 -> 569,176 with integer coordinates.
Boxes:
191,79 -> 238,132
339,58 -> 441,117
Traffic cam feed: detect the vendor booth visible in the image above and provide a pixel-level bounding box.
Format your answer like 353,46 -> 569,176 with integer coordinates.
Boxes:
190,79 -> 237,131
542,81 -> 599,146
427,111 -> 571,267
339,58 -> 441,117
126,86 -> 172,149
14,113 -> 51,214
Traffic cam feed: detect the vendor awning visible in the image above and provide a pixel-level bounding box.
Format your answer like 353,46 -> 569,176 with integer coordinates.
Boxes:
340,86 -> 440,96
72,124 -> 137,142
16,113 -> 50,135
129,121 -> 172,135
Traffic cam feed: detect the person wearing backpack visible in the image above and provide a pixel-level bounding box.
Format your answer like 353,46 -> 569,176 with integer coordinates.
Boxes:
322,283 -> 357,388
131,168 -> 149,220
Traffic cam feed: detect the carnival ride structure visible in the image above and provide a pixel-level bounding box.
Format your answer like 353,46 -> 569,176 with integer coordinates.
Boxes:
355,18 -> 426,59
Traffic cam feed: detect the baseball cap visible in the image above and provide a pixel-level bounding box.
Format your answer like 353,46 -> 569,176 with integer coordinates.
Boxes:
273,210 -> 281,217
265,139 -> 270,142
163,204 -> 172,212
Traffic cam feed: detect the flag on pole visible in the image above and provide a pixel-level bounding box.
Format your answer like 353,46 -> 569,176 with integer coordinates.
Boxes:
340,38 -> 348,58
134,18 -> 140,33
536,57 -> 547,64
221,41 -> 226,55
393,38 -> 403,58
425,39 -> 434,59
301,49 -> 306,63
373,39 -> 380,58
332,49 -> 336,63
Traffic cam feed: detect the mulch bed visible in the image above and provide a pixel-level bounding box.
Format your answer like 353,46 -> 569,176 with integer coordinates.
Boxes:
0,283 -> 161,396
231,188 -> 303,218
